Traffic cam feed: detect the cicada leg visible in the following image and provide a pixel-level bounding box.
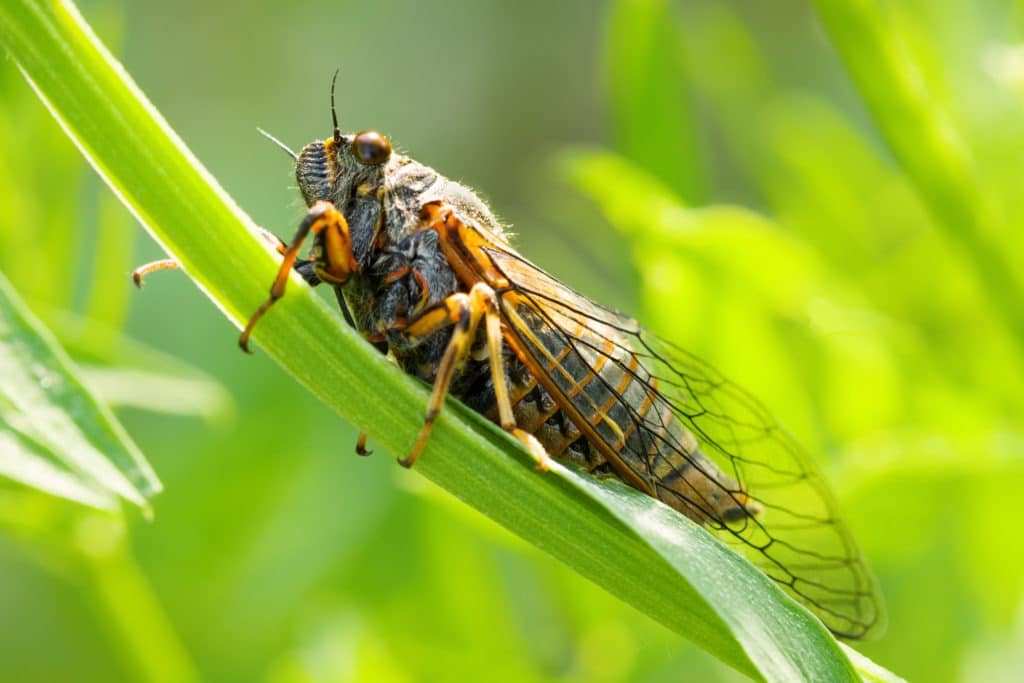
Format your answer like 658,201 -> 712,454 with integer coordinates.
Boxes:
257,223 -> 360,329
239,200 -> 356,353
355,432 -> 372,456
131,225 -> 300,287
398,282 -> 550,470
131,258 -> 180,287
132,206 -> 358,351
480,290 -> 551,472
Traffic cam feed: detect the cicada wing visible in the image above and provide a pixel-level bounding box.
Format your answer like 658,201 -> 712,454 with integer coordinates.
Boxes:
633,334 -> 885,639
485,246 -> 885,640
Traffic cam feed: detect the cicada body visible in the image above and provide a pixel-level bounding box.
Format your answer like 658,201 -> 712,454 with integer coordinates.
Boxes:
230,84 -> 883,641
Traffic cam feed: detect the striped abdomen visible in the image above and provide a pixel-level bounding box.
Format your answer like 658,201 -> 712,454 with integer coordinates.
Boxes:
496,295 -> 760,526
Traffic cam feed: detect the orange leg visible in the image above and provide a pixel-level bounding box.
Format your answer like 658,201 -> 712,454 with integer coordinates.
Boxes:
239,201 -> 356,353
355,432 -> 372,456
481,293 -> 551,472
398,282 -> 551,471
397,288 -> 484,468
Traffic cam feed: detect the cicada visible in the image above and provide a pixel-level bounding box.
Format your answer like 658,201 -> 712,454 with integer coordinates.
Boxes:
136,78 -> 883,640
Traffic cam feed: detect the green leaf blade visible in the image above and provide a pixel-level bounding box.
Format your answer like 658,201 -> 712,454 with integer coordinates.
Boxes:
0,270 -> 160,509
561,469 -> 860,681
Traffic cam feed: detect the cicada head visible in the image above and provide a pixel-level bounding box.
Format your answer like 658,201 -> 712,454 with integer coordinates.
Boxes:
296,130 -> 394,205
295,72 -> 394,207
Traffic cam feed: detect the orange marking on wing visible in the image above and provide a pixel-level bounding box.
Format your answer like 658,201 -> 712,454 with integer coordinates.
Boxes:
620,381 -> 658,445
583,353 -> 638,452
497,302 -> 656,497
543,343 -> 573,374
565,334 -> 613,400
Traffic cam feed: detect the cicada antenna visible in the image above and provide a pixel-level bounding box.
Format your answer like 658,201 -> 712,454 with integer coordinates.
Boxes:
256,127 -> 298,160
330,69 -> 342,145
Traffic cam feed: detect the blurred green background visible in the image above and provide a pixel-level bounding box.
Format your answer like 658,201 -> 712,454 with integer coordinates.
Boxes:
2,0 -> 1024,681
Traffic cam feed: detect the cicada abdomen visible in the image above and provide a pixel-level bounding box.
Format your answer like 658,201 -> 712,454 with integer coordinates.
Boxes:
475,250 -> 760,527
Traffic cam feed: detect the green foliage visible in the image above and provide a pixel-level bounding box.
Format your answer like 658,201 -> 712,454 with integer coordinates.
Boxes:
0,0 -> 1020,681
0,270 -> 159,509
0,1 -> 892,680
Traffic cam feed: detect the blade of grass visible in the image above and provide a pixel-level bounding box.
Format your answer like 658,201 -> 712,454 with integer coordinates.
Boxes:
0,1 -> 901,679
813,0 -> 1024,349
0,269 -> 160,510
78,366 -> 232,421
44,308 -> 236,421
841,643 -> 907,683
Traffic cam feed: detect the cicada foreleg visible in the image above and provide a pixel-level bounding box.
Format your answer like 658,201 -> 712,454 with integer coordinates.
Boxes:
397,282 -> 550,470
239,200 -> 356,353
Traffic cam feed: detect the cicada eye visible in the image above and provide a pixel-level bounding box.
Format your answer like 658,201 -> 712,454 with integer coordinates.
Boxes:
353,130 -> 392,166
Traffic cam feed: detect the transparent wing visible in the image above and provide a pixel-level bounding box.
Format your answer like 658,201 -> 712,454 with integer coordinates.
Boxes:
486,246 -> 884,640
